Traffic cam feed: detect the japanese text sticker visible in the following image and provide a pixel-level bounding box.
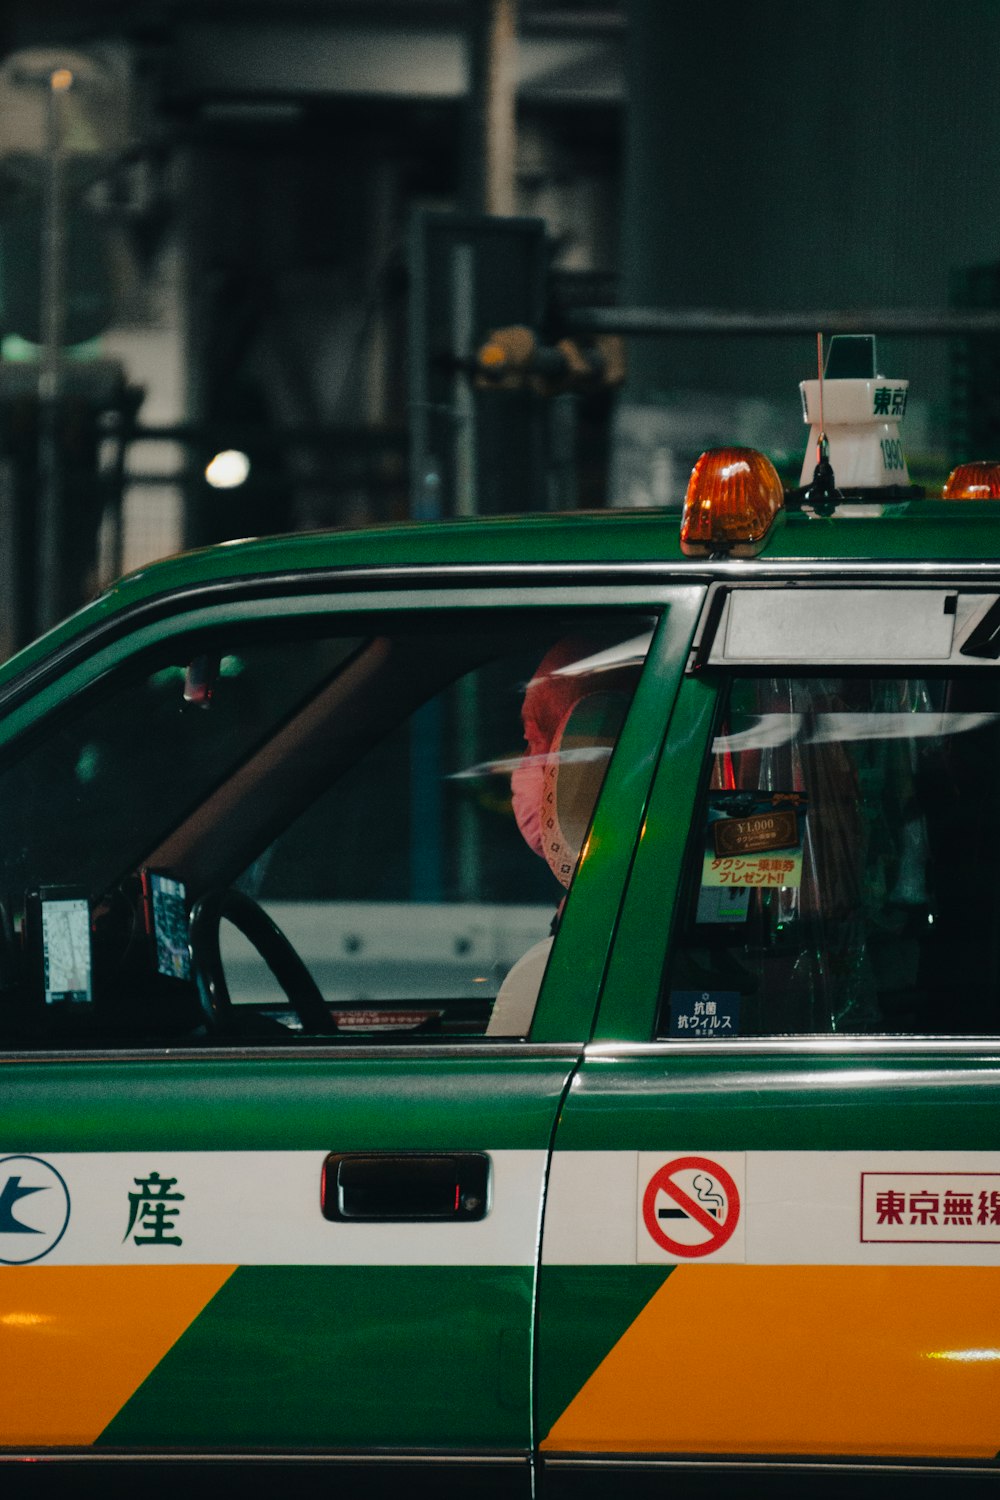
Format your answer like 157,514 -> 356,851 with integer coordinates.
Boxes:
701,790 -> 807,890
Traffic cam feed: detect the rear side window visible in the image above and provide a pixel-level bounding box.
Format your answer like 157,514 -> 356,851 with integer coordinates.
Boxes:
660,675 -> 1000,1038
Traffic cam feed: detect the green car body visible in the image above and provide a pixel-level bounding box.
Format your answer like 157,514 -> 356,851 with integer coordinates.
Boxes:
4,497 -> 1000,1495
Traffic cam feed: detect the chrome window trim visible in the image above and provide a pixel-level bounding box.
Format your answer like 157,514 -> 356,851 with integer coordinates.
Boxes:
697,560 -> 1000,581
0,572 -> 685,721
12,555 -> 1000,713
13,1038 -> 1000,1066
0,1447 -> 528,1466
543,1453 -> 1000,1475
588,1037 -> 1000,1059
0,1043 -> 583,1066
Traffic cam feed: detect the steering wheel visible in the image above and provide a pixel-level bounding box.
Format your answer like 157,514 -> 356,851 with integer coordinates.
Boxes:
189,887 -> 337,1035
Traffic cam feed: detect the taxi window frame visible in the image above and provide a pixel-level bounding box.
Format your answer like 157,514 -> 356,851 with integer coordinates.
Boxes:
594,571 -> 1000,1051
0,577 -> 680,1054
653,668 -> 1000,1044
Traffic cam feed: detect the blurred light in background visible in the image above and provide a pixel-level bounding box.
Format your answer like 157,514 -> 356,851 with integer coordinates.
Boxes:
205,449 -> 251,489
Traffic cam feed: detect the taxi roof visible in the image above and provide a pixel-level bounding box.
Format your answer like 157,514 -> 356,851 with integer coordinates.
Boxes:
90,497 -> 1000,586
7,498 -> 1000,692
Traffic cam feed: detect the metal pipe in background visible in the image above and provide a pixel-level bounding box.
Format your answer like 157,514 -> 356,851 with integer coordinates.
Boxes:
465,0 -> 519,218
37,66 -> 73,635
565,307 -> 1000,338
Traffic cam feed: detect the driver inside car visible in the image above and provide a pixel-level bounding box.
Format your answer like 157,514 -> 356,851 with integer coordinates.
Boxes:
486,635 -> 637,1036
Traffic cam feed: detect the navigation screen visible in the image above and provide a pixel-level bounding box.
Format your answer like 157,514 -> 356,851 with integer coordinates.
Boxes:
41,897 -> 93,1005
150,873 -> 192,980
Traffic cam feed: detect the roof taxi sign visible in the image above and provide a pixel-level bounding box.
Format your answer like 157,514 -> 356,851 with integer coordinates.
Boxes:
798,333 -> 914,494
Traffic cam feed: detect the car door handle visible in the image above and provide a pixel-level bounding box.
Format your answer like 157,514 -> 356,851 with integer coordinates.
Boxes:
321,1152 -> 490,1222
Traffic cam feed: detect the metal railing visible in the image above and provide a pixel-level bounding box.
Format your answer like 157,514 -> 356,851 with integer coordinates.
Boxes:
564,307 -> 1000,338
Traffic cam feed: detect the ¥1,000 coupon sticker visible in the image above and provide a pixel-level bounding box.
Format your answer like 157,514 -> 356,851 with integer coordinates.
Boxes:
638,1152 -> 746,1264
701,791 -> 807,891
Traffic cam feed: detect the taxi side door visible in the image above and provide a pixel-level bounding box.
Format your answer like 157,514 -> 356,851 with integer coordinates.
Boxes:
0,579 -> 702,1496
538,578 -> 1000,1496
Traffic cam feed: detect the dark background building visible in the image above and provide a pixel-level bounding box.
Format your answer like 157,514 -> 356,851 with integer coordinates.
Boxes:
0,0 -> 997,649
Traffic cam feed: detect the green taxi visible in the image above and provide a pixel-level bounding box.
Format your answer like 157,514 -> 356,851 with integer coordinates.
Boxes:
3,426 -> 1000,1495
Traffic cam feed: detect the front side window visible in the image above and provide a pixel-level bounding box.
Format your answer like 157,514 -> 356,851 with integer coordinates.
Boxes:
661,674 -> 1000,1038
0,635 -> 359,906
229,618 -> 652,1036
0,609 -> 652,1046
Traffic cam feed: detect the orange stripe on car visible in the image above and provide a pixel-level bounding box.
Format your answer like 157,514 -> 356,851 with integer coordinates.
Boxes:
0,1265 -> 235,1445
543,1265 -> 1000,1459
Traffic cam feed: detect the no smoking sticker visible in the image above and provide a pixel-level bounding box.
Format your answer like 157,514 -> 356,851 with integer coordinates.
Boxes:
637,1152 -> 746,1263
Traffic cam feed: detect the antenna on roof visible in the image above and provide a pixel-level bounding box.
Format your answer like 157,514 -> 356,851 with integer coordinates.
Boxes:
802,331 -> 842,516
816,332 -> 826,464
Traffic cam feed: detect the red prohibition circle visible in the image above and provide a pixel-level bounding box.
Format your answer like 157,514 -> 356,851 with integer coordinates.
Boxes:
642,1155 -> 741,1258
